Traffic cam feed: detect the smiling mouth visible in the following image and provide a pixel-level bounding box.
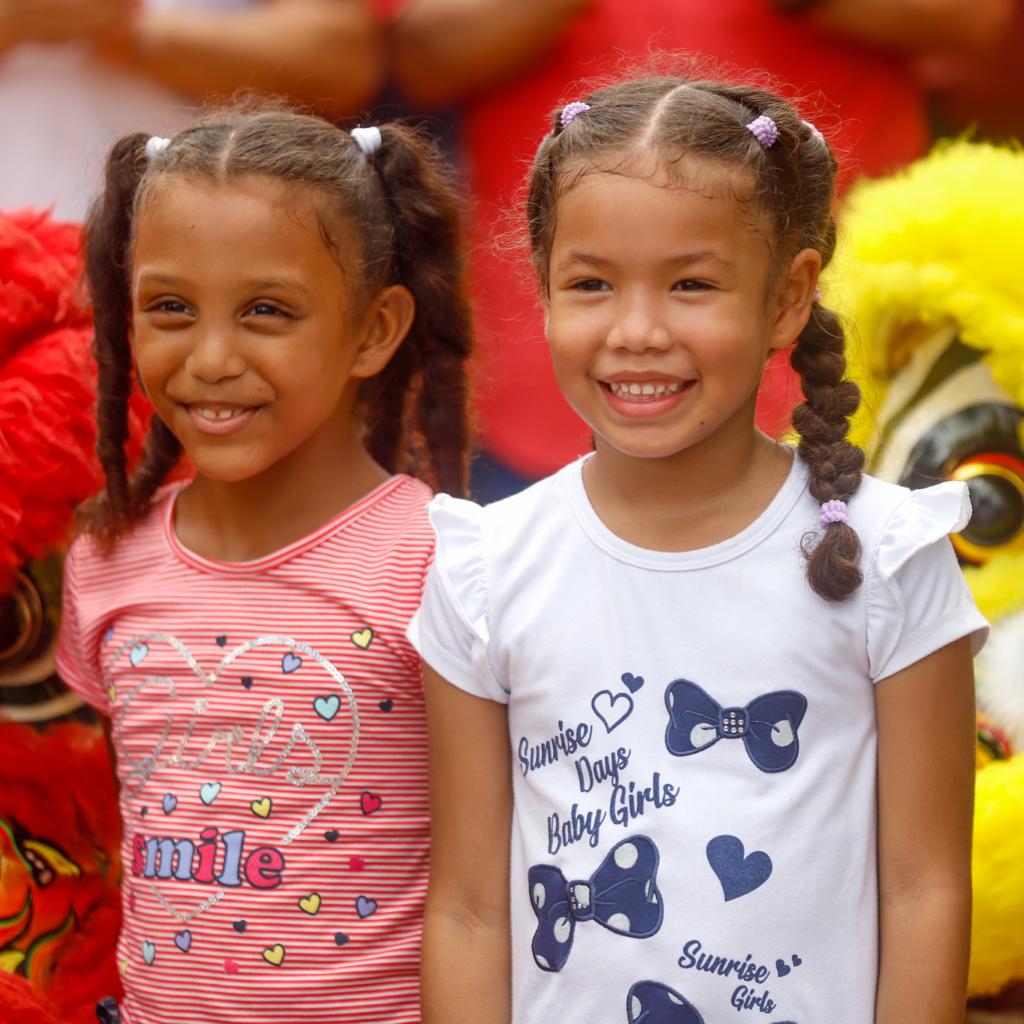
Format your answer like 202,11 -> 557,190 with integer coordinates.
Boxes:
190,405 -> 252,421
603,380 -> 691,400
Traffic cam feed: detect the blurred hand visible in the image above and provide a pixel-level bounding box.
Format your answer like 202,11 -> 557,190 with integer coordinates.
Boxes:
0,0 -> 134,52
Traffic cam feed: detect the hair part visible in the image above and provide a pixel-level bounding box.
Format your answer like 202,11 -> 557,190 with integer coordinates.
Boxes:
79,104 -> 473,543
527,73 -> 864,601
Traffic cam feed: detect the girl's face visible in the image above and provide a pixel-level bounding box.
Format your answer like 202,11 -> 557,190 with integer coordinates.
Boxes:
131,176 -> 410,485
545,158 -> 816,462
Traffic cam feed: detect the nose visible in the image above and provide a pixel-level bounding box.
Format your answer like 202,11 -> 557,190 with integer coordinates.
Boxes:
184,323 -> 247,383
606,293 -> 673,353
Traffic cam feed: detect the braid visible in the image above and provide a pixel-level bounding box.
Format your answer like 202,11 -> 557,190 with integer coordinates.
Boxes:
367,124 -> 473,497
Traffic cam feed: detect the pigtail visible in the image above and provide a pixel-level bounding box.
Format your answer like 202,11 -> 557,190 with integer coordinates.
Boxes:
79,133 -> 183,543
364,124 -> 473,497
790,299 -> 865,601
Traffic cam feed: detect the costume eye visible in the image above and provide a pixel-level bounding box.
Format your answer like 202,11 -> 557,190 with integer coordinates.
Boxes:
948,453 -> 1024,564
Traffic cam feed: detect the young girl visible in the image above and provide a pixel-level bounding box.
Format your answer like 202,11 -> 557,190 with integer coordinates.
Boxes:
410,77 -> 988,1024
55,107 -> 472,1023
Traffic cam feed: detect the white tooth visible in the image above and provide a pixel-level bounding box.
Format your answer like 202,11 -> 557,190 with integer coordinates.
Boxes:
629,383 -> 642,395
641,384 -> 655,396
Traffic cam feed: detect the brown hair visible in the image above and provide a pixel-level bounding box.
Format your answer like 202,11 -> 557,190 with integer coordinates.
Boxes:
526,76 -> 864,602
80,105 -> 473,542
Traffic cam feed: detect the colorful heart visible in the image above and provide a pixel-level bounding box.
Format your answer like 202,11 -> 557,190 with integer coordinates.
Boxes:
130,642 -> 149,667
323,830 -> 340,842
282,652 -> 303,674
107,683 -> 117,703
359,791 -> 382,815
262,944 -> 286,966
250,797 -> 272,818
350,628 -> 373,649
313,694 -> 341,721
348,856 -> 365,871
355,895 -> 377,919
142,941 -> 156,965
215,634 -> 228,647
621,672 -> 645,693
706,834 -> 773,901
223,959 -> 240,975
334,932 -> 349,946
174,930 -> 192,952
379,699 -> 393,712
199,781 -> 222,805
241,676 -> 253,689
776,958 -> 791,978
298,893 -> 321,915
232,920 -> 247,933
162,793 -> 177,814
591,689 -> 634,732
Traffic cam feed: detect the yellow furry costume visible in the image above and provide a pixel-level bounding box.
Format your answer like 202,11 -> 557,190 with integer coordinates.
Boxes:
826,140 -> 1024,1001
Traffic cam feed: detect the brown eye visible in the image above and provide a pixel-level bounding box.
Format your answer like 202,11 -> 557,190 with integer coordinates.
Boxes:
949,453 -> 1024,564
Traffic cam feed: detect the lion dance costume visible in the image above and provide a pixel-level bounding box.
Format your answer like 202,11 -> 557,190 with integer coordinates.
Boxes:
828,140 -> 1024,1010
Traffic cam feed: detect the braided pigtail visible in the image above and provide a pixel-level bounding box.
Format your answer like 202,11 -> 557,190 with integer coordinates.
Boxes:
362,123 -> 473,497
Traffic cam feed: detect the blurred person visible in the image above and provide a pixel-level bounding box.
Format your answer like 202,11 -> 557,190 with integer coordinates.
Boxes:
393,0 -> 1010,500
0,0 -> 384,218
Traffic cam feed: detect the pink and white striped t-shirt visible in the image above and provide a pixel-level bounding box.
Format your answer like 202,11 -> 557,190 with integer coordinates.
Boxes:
56,475 -> 434,1024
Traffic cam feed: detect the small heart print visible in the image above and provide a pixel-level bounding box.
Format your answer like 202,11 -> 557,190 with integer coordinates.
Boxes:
360,791 -> 382,815
241,676 -> 253,690
232,920 -> 247,934
298,893 -> 322,915
250,797 -> 272,819
323,830 -> 340,843
350,627 -> 373,649
118,957 -> 129,977
378,699 -> 393,713
591,689 -> 634,733
776,958 -> 791,978
282,652 -> 302,674
128,891 -> 136,912
621,672 -> 645,694
103,626 -> 115,644
334,932 -> 349,946
139,806 -> 148,817
130,642 -> 149,667
355,895 -> 377,919
162,793 -> 177,814
223,959 -> 240,975
174,930 -> 192,953
215,634 -> 228,647
142,941 -> 156,965
313,694 -> 341,721
262,944 -> 286,966
107,683 -> 117,703
199,781 -> 222,805
792,954 -> 802,967
348,856 -> 365,871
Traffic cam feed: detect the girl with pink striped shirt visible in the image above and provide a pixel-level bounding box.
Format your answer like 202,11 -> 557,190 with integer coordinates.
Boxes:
56,105 -> 472,1024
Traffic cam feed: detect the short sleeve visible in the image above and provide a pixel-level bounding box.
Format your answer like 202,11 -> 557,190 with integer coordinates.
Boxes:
406,495 -> 508,703
54,543 -> 110,712
866,481 -> 989,682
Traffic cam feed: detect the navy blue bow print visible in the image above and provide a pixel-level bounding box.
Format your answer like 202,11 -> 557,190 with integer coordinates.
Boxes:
528,835 -> 663,973
627,981 -> 705,1024
664,679 -> 807,773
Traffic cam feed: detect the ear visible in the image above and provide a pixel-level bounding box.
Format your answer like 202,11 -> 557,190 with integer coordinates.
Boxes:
768,248 -> 821,352
349,284 -> 416,378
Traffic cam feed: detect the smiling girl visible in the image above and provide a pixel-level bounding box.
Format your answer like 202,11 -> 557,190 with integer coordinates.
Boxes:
410,77 -> 987,1024
55,107 -> 472,1023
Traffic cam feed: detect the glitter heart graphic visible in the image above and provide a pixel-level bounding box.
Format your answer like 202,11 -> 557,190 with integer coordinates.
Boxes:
360,791 -> 382,815
350,628 -> 373,649
313,694 -> 341,721
262,944 -> 286,966
162,793 -> 177,814
355,895 -> 377,919
250,796 -> 272,818
174,929 -> 192,952
282,652 -> 303,674
298,893 -> 321,915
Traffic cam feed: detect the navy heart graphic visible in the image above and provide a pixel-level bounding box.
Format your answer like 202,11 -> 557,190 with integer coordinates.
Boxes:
355,895 -> 377,919
215,635 -> 228,647
334,932 -> 349,946
706,835 -> 773,901
379,699 -> 393,712
139,806 -> 148,817
621,672 -> 645,694
792,954 -> 802,967
776,958 -> 791,978
232,920 -> 247,933
240,676 -> 253,689
591,689 -> 634,732
323,830 -> 339,842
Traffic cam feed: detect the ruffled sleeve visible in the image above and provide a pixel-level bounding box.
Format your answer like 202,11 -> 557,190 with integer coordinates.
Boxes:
866,481 -> 989,682
406,494 -> 508,703
54,540 -> 110,712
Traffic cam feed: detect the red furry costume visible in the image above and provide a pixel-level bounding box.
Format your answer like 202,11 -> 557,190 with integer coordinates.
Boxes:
0,208 -> 147,1022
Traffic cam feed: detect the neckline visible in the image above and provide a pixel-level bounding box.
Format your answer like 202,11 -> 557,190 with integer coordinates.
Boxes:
162,474 -> 410,574
562,450 -> 808,571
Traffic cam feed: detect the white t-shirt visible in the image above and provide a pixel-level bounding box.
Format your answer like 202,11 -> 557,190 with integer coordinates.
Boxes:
408,453 -> 988,1024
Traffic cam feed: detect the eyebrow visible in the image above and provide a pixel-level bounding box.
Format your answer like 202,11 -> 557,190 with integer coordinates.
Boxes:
135,272 -> 314,297
555,250 -> 733,272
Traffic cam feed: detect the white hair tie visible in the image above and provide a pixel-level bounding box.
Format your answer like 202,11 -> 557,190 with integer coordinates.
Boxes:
350,126 -> 382,157
145,136 -> 171,160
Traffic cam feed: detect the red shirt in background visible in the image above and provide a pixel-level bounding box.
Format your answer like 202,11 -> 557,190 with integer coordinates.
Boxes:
464,0 -> 927,477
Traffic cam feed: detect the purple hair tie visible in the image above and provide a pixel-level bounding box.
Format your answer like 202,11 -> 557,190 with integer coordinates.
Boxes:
746,115 -> 779,148
560,102 -> 590,129
819,499 -> 849,529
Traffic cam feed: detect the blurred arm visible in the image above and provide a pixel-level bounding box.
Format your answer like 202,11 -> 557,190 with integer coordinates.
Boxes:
392,0 -> 592,109
107,0 -> 384,121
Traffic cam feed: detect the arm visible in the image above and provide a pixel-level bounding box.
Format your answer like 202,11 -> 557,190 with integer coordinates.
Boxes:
422,664 -> 512,1024
104,0 -> 384,121
782,0 -> 1011,55
874,636 -> 976,1024
391,0 -> 592,109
